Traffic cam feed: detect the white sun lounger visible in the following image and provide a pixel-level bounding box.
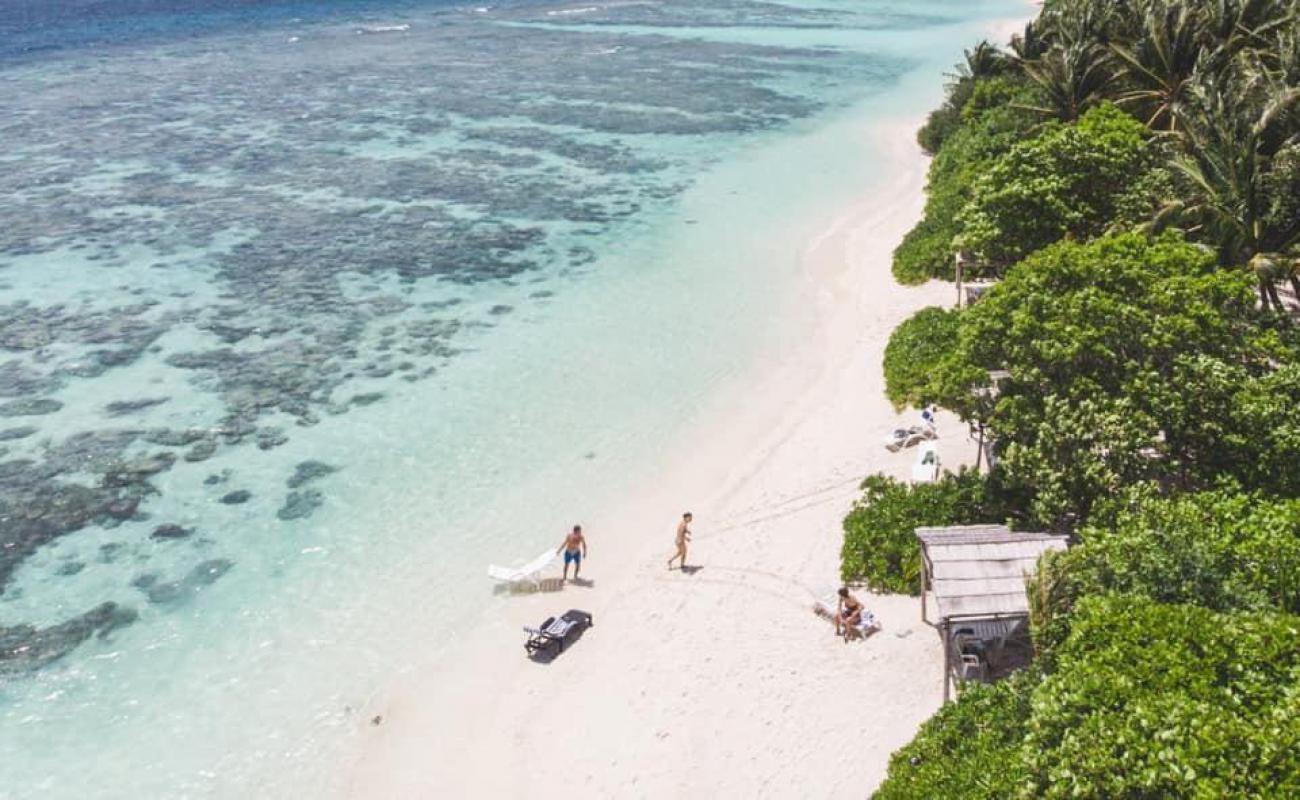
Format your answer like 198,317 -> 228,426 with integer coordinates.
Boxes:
813,592 -> 881,639
488,549 -> 558,589
912,443 -> 940,484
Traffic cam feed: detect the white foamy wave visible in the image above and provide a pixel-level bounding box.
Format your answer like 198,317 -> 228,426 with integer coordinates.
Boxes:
356,23 -> 411,34
546,7 -> 600,16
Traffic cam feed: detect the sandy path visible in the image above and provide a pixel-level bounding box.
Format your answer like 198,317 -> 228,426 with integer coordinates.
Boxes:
346,120 -> 976,799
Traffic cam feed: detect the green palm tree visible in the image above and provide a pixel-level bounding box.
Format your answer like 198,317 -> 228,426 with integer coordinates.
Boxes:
956,40 -> 1010,81
1262,25 -> 1300,138
1110,4 -> 1212,131
1009,20 -> 1048,66
1167,65 -> 1300,311
1200,0 -> 1295,54
1019,40 -> 1116,122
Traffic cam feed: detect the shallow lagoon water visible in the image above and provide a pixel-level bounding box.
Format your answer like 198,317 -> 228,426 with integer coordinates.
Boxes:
0,0 -> 1027,795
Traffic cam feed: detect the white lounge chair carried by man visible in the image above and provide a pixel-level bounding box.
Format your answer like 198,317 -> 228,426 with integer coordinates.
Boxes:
488,549 -> 558,589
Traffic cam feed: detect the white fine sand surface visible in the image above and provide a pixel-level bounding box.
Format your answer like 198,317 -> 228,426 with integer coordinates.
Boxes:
346,118 -> 978,799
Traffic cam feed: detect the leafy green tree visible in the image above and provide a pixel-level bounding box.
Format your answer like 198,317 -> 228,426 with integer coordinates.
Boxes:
957,104 -> 1156,266
917,43 -> 1015,155
894,80 -> 1042,283
876,596 -> 1300,800
1163,356 -> 1300,496
931,232 -> 1297,525
875,671 -> 1036,800
998,395 -> 1162,527
1022,596 -> 1300,799
1030,485 -> 1300,652
840,471 -> 1014,593
882,307 -> 959,410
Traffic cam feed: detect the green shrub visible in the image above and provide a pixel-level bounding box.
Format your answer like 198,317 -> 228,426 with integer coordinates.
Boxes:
1029,486 -> 1300,653
1072,487 -> 1300,614
883,306 -> 960,410
892,210 -> 962,285
894,80 -> 1040,285
928,231 -> 1296,526
875,671 -> 1036,800
957,104 -> 1156,267
840,470 -> 1011,593
917,77 -> 977,155
876,597 -> 1300,799
1023,596 -> 1300,799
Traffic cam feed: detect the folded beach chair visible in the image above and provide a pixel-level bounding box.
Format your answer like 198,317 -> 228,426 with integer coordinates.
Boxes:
487,549 -> 557,590
523,609 -> 593,659
884,425 -> 936,453
883,428 -> 912,453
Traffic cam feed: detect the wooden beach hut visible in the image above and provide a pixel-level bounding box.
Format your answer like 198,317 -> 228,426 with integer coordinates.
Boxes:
953,251 -> 998,308
915,524 -> 1069,700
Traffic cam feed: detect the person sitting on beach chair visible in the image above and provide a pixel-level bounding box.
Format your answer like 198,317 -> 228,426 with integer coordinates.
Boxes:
813,588 -> 880,641
836,587 -> 863,640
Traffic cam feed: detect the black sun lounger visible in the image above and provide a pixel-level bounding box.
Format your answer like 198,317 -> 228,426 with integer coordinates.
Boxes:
524,609 -> 593,660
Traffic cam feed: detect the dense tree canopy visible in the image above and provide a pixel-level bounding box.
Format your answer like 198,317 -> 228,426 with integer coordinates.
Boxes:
1029,485 -> 1300,652
840,471 -> 1015,593
881,306 -> 958,410
928,232 -> 1300,526
894,79 -> 1041,283
893,0 -> 1300,291
867,3 -> 1300,796
875,672 -> 1034,800
877,596 -> 1300,799
956,104 -> 1159,266
1025,596 -> 1300,799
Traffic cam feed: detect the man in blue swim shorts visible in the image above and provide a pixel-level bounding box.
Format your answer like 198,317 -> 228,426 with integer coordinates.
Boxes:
557,524 -> 588,582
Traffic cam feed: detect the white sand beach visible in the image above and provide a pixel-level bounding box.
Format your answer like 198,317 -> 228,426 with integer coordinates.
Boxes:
346,120 -> 978,799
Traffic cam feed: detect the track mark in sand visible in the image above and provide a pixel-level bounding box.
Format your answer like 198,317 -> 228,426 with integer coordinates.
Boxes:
701,472 -> 865,538
648,569 -> 813,610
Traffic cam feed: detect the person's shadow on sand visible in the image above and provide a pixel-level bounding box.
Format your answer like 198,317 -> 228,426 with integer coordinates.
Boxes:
680,565 -> 704,576
567,577 -> 595,588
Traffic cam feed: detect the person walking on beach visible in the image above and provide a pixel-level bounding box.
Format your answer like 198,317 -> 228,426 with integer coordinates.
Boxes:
667,512 -> 692,570
557,524 -> 587,582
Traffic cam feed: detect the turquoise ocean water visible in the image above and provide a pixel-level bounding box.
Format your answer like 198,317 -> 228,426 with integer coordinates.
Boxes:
0,0 -> 1026,795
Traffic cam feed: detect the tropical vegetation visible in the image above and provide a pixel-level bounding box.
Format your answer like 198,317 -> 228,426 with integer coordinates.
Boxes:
878,596 -> 1300,800
840,470 -> 1014,594
849,1 -> 1300,795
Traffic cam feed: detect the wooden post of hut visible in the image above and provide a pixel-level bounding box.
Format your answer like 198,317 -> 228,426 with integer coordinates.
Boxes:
955,252 -> 964,308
